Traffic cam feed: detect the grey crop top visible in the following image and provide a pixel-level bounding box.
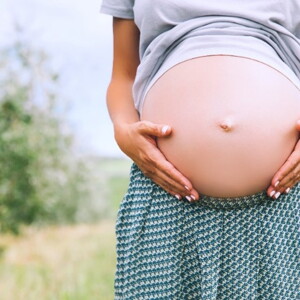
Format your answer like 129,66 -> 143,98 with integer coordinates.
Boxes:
100,0 -> 300,113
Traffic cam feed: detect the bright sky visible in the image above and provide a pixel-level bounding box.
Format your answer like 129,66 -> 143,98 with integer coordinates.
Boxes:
0,0 -> 127,158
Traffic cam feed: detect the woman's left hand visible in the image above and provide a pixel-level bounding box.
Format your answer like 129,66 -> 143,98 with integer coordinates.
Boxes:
267,120 -> 300,199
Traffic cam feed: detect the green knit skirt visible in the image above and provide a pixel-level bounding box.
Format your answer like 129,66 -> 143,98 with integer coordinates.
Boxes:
114,163 -> 300,299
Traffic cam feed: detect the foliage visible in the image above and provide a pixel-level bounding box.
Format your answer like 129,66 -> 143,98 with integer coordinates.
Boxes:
0,32 -> 108,234
0,24 -> 132,235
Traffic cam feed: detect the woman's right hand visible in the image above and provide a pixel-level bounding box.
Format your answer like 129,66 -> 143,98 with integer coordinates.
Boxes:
114,120 -> 200,202
105,19 -> 199,201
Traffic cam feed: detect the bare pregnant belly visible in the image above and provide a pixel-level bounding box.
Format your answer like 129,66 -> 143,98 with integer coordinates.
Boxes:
141,55 -> 300,198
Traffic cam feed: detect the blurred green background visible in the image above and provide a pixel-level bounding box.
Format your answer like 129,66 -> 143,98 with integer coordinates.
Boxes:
0,155 -> 130,300
0,1 -> 129,299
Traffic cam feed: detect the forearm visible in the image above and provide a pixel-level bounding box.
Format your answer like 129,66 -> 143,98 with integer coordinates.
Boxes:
106,79 -> 140,131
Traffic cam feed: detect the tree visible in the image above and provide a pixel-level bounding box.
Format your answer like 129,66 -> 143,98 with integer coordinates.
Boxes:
0,29 -> 105,234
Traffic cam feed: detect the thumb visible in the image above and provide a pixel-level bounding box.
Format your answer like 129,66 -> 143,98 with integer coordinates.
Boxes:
138,121 -> 172,137
160,125 -> 172,136
296,120 -> 300,131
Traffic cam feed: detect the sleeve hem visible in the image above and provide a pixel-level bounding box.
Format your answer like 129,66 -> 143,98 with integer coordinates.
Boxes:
99,5 -> 134,19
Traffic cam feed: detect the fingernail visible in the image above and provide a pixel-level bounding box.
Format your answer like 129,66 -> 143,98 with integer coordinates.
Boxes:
270,190 -> 276,197
285,187 -> 291,194
184,185 -> 190,191
175,194 -> 181,200
190,195 -> 196,201
274,180 -> 280,187
186,196 -> 192,202
162,125 -> 169,134
274,192 -> 281,199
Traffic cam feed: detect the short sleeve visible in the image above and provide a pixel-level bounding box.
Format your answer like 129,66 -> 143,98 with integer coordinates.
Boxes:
99,0 -> 134,19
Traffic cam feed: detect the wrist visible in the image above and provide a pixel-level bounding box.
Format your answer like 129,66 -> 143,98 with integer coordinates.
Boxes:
113,121 -> 132,145
113,120 -> 131,134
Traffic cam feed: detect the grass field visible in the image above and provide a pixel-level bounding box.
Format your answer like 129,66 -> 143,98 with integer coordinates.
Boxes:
0,157 -> 132,300
99,157 -> 132,218
0,220 -> 117,300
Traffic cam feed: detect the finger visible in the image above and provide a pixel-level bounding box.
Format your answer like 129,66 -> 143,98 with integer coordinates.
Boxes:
149,178 -> 182,200
271,151 -> 300,187
141,167 -> 193,202
156,185 -> 196,203
158,163 -> 200,201
145,166 -> 190,196
267,181 -> 286,199
296,119 -> 300,131
136,126 -> 200,201
278,173 -> 300,194
147,148 -> 192,189
279,176 -> 298,194
274,164 -> 300,193
138,147 -> 200,201
155,167 -> 200,201
137,120 -> 172,137
153,175 -> 190,201
150,151 -> 200,199
141,163 -> 199,202
267,170 -> 300,200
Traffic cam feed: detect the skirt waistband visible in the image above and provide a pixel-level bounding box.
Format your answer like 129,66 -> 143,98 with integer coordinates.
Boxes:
195,190 -> 270,210
130,163 -> 294,210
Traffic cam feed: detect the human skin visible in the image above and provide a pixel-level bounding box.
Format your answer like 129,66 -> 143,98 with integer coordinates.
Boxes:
105,17 -> 300,202
141,55 -> 300,197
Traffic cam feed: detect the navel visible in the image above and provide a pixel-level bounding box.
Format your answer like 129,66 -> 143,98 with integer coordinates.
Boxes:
218,118 -> 235,132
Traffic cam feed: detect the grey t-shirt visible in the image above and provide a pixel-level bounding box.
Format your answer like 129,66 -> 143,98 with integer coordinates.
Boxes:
100,0 -> 300,113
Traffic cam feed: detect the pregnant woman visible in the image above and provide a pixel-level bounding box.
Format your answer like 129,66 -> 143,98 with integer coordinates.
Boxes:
100,1 -> 300,299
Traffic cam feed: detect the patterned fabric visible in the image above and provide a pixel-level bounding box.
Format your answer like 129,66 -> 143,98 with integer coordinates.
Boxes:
114,163 -> 300,299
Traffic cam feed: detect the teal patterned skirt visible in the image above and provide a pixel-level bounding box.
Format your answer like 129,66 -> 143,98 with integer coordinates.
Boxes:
114,163 -> 300,299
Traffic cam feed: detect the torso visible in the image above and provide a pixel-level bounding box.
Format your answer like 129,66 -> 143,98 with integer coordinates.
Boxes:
141,55 -> 300,198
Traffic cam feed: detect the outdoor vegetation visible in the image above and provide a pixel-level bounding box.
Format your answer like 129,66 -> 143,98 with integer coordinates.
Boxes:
0,28 -> 130,299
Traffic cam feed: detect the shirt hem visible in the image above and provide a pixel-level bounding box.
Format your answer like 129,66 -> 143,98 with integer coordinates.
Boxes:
99,5 -> 134,19
137,48 -> 300,114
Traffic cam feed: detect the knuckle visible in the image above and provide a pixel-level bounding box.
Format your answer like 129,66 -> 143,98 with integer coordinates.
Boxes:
143,168 -> 155,177
163,163 -> 176,176
137,121 -> 146,131
140,120 -> 151,129
140,152 -> 153,163
140,120 -> 149,125
143,171 -> 152,177
155,180 -> 168,192
162,185 -> 171,194
164,163 -> 174,173
162,180 -> 173,191
144,154 -> 156,165
143,120 -> 158,132
288,158 -> 298,169
139,153 -> 148,163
